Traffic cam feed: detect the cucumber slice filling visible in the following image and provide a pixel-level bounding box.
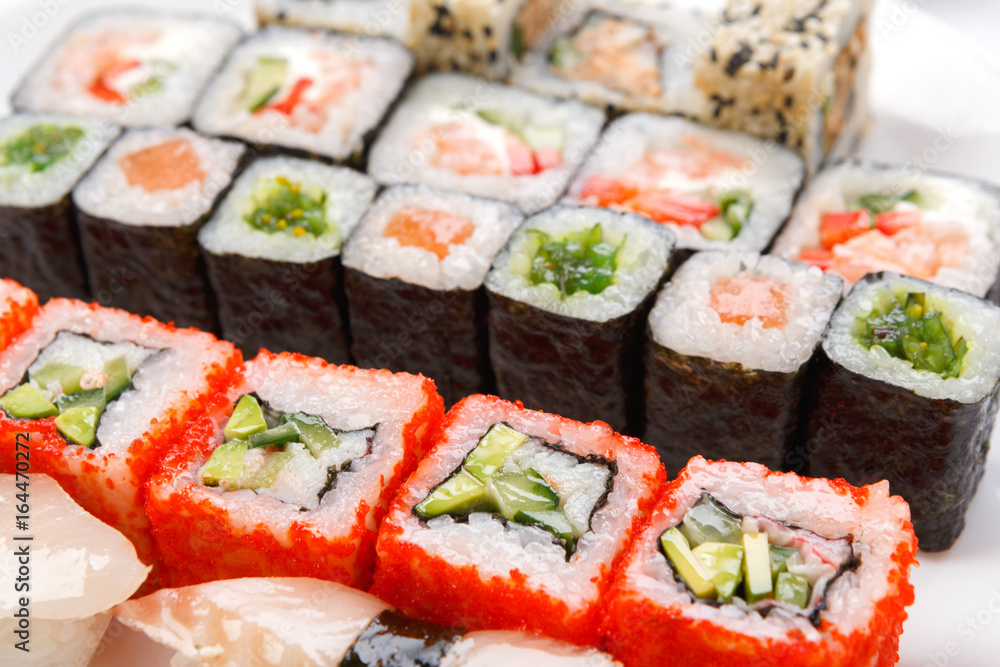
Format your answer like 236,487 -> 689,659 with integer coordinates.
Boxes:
527,224 -> 625,298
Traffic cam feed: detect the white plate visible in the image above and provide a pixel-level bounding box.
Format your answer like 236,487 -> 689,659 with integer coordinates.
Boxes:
1,1 -> 999,665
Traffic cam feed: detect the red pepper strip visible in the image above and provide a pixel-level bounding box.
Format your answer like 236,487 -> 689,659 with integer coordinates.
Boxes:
268,78 -> 314,115
628,189 -> 721,228
875,210 -> 922,236
506,134 -> 537,176
820,209 -> 872,250
579,176 -> 638,207
798,247 -> 835,270
87,59 -> 141,104
533,148 -> 563,173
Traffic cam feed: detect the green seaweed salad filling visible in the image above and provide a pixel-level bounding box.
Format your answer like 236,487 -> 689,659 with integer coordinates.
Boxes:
414,423 -> 612,558
858,291 -> 967,378
245,176 -> 328,237
661,495 -> 853,621
0,124 -> 84,172
527,224 -> 625,298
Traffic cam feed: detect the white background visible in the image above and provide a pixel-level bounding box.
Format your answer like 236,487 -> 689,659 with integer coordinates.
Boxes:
1,1 -> 1000,666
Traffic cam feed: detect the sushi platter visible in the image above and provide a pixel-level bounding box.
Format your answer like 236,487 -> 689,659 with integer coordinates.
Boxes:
1,0 -> 1000,665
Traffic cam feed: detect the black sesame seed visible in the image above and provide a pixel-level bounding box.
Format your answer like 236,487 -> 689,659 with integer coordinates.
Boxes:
489,49 -> 498,63
777,130 -> 788,143
484,26 -> 492,37
784,67 -> 795,81
463,30 -> 472,40
710,47 -> 717,63
785,95 -> 794,108
725,43 -> 753,76
776,111 -> 787,127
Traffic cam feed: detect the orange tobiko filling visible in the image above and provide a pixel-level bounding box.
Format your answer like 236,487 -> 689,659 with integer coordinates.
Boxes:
383,207 -> 476,260
120,139 -> 206,192
710,276 -> 791,329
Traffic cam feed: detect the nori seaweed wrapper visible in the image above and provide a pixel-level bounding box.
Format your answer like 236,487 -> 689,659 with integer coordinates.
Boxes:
487,291 -> 653,435
805,346 -> 996,552
204,251 -> 350,363
347,268 -> 489,407
76,211 -> 218,332
340,609 -> 465,667
0,196 -> 89,301
643,340 -> 809,477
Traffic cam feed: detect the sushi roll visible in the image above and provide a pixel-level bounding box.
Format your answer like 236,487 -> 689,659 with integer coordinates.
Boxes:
805,272 -> 1000,552
511,0 -> 720,114
372,394 -> 665,645
565,113 -> 805,264
0,114 -> 120,302
199,156 -> 377,363
686,0 -> 873,172
72,127 -> 246,332
601,456 -> 917,667
0,299 -> 241,591
11,10 -> 242,127
193,27 -> 414,165
771,160 -> 1000,298
644,251 -> 842,475
0,280 -> 38,352
0,474 -> 149,667
145,350 -> 444,589
343,185 -> 524,406
485,206 -> 675,434
115,577 -> 622,665
367,73 -> 606,214
256,0 -> 414,44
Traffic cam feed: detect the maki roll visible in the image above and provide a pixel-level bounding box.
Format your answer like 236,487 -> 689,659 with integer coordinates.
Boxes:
0,474 -> 149,667
0,280 -> 38,352
644,251 -> 842,475
372,394 -> 665,645
565,113 -> 805,264
199,156 -> 377,363
367,73 -> 605,214
485,206 -> 675,434
511,0 -> 718,114
256,0 -> 414,43
601,456 -> 917,667
0,299 -> 241,590
343,185 -> 524,406
686,0 -> 873,172
73,127 -> 246,332
193,27 -> 414,165
806,272 -> 1000,551
11,10 -> 242,127
771,160 -> 1000,298
145,350 -> 444,589
115,577 -> 622,665
0,114 -> 119,301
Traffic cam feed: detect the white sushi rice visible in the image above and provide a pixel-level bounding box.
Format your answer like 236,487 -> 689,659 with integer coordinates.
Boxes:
193,27 -> 414,162
0,114 -> 119,209
72,127 -> 245,228
771,161 -> 1000,297
485,206 -> 675,322
11,11 -> 242,127
622,456 -> 913,646
649,251 -> 843,373
391,394 -> 662,610
565,113 -> 806,252
26,331 -> 156,399
342,185 -> 524,291
441,630 -> 621,667
257,0 -> 414,44
824,273 -> 1000,403
367,73 -> 606,214
199,156 -> 377,263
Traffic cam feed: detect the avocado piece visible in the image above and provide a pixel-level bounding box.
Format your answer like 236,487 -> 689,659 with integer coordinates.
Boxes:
248,421 -> 301,449
741,532 -> 773,604
699,218 -> 736,242
224,395 -> 268,441
0,383 -> 58,419
487,468 -> 560,521
768,544 -> 800,583
548,36 -> 578,68
282,412 -> 340,458
29,362 -> 86,395
201,439 -> 248,487
463,423 -> 529,482
660,527 -> 716,599
679,495 -> 743,547
775,572 -> 810,609
102,356 -> 132,403
414,470 -> 489,519
513,508 -> 578,555
692,541 -> 745,602
521,125 -> 564,151
241,451 -> 294,490
55,388 -> 106,414
238,56 -> 288,112
54,406 -> 101,447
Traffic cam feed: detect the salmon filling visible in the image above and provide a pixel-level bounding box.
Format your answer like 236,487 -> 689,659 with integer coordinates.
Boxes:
710,277 -> 790,330
120,138 -> 205,192
383,207 -> 476,260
